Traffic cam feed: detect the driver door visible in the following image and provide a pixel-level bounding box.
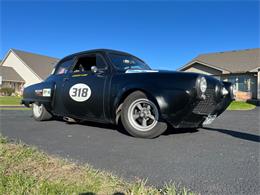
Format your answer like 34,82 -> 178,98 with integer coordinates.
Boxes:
61,53 -> 108,121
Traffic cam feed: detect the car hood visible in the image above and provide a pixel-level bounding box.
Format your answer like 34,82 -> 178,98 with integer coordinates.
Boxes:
125,69 -> 216,79
124,69 -> 201,78
123,69 -> 221,89
125,69 -> 160,73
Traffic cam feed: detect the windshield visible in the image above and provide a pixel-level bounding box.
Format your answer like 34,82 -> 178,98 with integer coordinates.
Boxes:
108,53 -> 151,71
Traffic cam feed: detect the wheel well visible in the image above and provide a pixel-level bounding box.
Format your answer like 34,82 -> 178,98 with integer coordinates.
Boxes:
115,89 -> 159,124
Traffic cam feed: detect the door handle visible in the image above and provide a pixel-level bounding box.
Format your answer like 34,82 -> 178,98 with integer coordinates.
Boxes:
63,77 -> 69,82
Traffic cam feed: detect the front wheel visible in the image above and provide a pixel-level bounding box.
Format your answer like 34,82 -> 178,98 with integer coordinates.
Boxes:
32,103 -> 52,121
121,91 -> 167,138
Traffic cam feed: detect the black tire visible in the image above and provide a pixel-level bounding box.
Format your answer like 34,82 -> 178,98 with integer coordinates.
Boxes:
32,103 -> 52,121
121,91 -> 167,138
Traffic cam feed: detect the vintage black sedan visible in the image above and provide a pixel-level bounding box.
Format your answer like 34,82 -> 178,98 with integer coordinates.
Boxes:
22,49 -> 234,138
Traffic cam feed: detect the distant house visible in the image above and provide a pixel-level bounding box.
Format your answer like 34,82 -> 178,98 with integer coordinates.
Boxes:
0,49 -> 59,94
0,66 -> 25,94
179,48 -> 260,100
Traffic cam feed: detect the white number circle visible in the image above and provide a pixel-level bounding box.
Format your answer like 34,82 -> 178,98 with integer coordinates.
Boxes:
69,83 -> 91,102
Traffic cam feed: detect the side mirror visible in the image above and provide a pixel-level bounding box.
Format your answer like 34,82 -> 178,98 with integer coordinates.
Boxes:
91,66 -> 98,73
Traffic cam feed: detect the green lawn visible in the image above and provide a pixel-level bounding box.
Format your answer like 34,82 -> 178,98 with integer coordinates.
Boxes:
227,101 -> 256,111
0,96 -> 22,105
0,135 -> 196,195
0,107 -> 30,110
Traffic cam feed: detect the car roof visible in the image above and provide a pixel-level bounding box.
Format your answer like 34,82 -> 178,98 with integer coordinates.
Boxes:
61,49 -> 143,62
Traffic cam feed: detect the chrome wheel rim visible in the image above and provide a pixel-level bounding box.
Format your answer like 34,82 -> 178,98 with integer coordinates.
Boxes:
33,103 -> 42,118
128,99 -> 158,132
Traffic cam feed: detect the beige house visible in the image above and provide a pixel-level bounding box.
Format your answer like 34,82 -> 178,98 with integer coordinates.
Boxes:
179,48 -> 260,100
0,49 -> 59,94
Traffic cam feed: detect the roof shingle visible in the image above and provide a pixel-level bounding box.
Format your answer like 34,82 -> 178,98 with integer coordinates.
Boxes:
0,66 -> 25,82
180,48 -> 260,73
12,49 -> 59,79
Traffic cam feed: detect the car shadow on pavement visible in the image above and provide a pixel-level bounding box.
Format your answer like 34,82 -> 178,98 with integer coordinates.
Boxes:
163,126 -> 199,136
62,118 -> 200,138
57,116 -> 259,141
203,127 -> 260,143
68,119 -> 131,136
79,120 -> 202,137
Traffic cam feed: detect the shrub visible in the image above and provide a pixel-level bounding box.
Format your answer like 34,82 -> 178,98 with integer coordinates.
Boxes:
0,88 -> 15,96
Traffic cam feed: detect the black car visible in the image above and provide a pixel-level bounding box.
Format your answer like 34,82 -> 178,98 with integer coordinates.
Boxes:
22,49 -> 234,138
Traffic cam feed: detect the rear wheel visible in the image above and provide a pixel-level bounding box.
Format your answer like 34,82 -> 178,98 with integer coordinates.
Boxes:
32,103 -> 52,121
121,91 -> 167,138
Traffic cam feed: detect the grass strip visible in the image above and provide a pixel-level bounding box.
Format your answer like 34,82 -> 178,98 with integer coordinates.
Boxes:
0,108 -> 30,111
0,135 -> 196,195
0,96 -> 22,106
227,101 -> 256,110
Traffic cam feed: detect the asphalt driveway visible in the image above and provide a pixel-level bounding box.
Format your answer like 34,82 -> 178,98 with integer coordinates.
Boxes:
0,108 -> 259,195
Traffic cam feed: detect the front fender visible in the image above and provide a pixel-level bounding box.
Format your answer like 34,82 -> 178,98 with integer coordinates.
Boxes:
152,89 -> 196,122
112,85 -> 152,122
112,85 -> 195,124
212,81 -> 233,116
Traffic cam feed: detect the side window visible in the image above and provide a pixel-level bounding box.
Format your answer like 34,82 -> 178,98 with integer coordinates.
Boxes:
72,54 -> 107,73
55,58 -> 74,75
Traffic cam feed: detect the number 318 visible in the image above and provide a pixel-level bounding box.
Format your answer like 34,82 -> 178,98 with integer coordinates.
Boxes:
71,88 -> 88,97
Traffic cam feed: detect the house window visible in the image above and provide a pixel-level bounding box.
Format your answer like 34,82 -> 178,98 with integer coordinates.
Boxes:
226,75 -> 253,92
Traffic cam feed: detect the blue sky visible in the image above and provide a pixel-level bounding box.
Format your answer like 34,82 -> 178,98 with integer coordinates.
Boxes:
1,0 -> 259,70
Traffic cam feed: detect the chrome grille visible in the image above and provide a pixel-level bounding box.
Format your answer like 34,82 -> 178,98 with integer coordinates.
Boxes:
193,88 -> 216,115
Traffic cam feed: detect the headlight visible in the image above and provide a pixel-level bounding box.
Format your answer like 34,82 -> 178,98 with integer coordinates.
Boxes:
221,87 -> 229,96
199,77 -> 207,93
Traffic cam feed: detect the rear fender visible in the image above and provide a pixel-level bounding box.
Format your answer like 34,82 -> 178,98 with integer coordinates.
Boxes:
22,82 -> 55,110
